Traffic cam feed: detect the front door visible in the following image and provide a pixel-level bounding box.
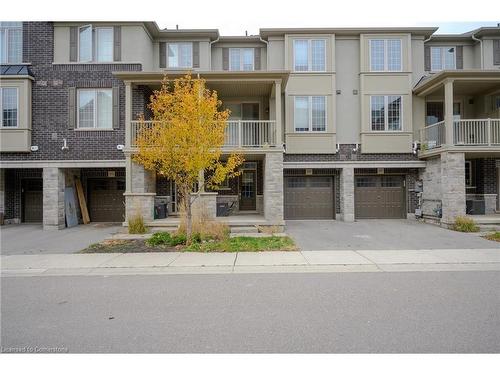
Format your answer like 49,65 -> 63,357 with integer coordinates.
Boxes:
239,170 -> 256,211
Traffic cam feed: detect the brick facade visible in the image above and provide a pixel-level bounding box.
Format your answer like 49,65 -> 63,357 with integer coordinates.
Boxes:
0,22 -> 141,162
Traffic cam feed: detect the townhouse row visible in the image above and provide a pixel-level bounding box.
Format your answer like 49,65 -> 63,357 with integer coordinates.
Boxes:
1,22 -> 499,229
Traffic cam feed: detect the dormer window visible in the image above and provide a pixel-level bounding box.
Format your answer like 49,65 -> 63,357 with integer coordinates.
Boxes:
430,46 -> 456,71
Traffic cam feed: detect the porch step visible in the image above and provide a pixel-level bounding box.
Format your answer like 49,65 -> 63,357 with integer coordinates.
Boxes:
230,225 -> 259,234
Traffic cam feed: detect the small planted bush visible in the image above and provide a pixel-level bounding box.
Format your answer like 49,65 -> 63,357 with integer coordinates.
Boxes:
147,232 -> 172,246
128,214 -> 147,234
453,216 -> 480,233
146,232 -> 187,247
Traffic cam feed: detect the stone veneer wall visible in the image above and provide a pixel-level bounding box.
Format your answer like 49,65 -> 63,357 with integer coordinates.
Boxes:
263,153 -> 284,223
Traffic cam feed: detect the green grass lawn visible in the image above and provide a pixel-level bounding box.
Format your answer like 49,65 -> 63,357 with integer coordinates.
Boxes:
80,236 -> 297,253
185,236 -> 297,252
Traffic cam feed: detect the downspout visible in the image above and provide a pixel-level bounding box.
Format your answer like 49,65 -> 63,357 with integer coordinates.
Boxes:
259,35 -> 269,69
209,35 -> 220,70
471,32 -> 483,69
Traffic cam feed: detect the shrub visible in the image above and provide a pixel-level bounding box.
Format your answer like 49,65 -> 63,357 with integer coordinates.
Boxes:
128,214 -> 147,234
147,232 -> 172,246
169,233 -> 187,246
178,210 -> 230,241
453,216 -> 479,233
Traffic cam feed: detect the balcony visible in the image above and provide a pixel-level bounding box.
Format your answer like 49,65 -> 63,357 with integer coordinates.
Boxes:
420,119 -> 500,152
130,120 -> 277,149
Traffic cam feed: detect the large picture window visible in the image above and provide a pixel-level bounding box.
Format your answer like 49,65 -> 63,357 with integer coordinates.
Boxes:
0,87 -> 18,127
294,96 -> 326,132
0,22 -> 22,64
293,39 -> 326,72
77,89 -> 112,129
167,42 -> 193,68
369,39 -> 402,71
370,95 -> 402,131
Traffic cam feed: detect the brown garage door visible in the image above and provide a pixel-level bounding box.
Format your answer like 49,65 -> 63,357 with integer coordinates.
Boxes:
355,175 -> 406,219
22,179 -> 43,223
88,178 -> 125,222
284,176 -> 335,219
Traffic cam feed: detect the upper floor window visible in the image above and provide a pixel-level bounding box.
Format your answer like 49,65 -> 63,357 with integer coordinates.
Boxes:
293,39 -> 326,72
77,88 -> 112,129
430,46 -> 455,71
167,42 -> 193,68
370,95 -> 402,131
78,25 -> 113,62
0,87 -> 18,127
229,48 -> 254,71
369,39 -> 402,71
294,96 -> 326,132
0,22 -> 22,64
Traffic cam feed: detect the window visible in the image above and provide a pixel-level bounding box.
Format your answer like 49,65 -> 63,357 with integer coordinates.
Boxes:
167,42 -> 192,68
465,161 -> 472,187
425,101 -> 461,125
96,27 -> 113,62
370,95 -> 402,131
0,87 -> 18,127
430,47 -> 455,71
293,39 -> 326,72
369,39 -> 402,71
79,25 -> 113,62
229,48 -> 254,71
77,89 -> 112,129
0,22 -> 22,64
294,96 -> 326,132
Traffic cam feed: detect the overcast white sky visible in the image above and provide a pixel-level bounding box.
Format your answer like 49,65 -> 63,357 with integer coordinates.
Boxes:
6,0 -> 500,36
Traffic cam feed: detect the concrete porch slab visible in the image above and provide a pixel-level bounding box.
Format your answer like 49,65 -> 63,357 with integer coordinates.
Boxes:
301,250 -> 373,265
169,252 -> 236,267
235,251 -> 307,266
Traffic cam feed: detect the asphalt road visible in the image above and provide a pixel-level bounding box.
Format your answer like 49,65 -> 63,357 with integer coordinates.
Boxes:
2,271 -> 500,353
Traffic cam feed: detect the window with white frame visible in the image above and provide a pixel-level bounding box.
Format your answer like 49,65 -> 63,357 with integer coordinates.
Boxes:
370,95 -> 402,131
0,87 -> 18,127
77,89 -> 112,129
229,48 -> 254,71
293,39 -> 326,72
430,46 -> 456,71
294,96 -> 326,132
0,22 -> 22,64
167,42 -> 193,68
78,25 -> 113,62
369,39 -> 402,71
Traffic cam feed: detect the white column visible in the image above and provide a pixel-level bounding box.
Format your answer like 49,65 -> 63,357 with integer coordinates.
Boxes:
274,80 -> 282,147
444,79 -> 454,146
43,167 -> 65,230
340,167 -> 355,222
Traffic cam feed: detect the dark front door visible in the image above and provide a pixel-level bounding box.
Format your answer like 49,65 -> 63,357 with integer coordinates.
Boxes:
239,170 -> 256,211
22,178 -> 43,223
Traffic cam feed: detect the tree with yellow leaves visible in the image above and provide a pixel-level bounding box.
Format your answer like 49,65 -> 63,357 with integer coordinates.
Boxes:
133,74 -> 244,243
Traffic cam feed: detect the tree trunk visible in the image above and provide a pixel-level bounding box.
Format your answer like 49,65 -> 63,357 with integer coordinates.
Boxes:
184,187 -> 193,245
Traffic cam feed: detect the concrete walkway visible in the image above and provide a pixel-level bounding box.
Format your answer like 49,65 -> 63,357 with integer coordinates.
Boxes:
2,248 -> 500,276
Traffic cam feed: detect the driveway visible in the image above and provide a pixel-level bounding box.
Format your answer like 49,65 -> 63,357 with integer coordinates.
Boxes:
286,219 -> 500,251
0,224 -> 123,255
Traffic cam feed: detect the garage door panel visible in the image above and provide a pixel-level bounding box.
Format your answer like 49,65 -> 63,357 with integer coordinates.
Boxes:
88,178 -> 125,222
355,176 -> 405,219
285,176 -> 334,220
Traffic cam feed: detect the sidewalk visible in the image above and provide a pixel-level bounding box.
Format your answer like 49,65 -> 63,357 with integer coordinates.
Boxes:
2,248 -> 500,276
